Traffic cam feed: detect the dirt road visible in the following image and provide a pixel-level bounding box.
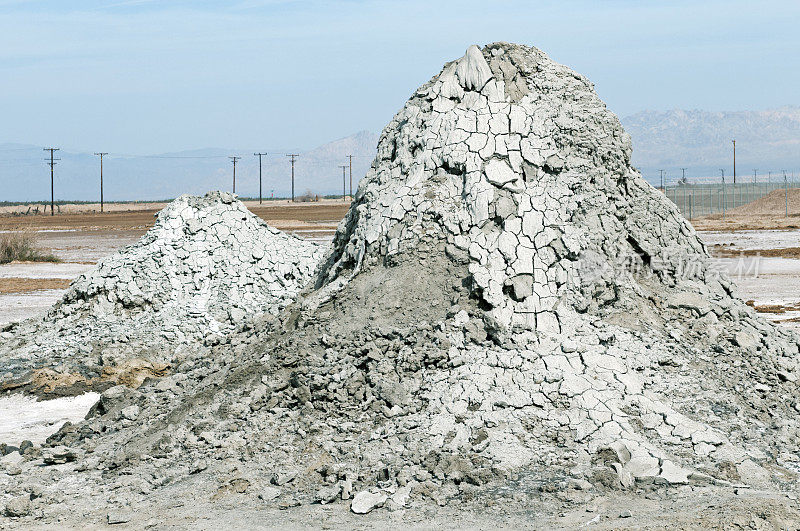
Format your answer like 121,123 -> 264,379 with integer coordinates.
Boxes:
0,200 -> 350,233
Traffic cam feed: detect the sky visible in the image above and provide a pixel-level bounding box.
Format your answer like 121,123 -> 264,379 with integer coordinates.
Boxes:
0,0 -> 799,155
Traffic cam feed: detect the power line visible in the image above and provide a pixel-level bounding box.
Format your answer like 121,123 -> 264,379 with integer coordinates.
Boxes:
137,155 -> 230,159
229,156 -> 241,194
43,147 -> 60,216
0,147 -> 40,152
286,154 -> 299,202
784,170 -> 789,217
254,152 -> 268,204
94,152 -> 108,213
0,158 -> 47,163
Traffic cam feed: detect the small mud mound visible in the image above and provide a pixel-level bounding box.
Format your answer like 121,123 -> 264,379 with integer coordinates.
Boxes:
0,192 -> 325,390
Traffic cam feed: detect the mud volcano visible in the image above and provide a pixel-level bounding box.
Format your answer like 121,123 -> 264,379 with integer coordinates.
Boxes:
1,43 -> 799,523
309,42 -> 800,488
0,191 -> 324,391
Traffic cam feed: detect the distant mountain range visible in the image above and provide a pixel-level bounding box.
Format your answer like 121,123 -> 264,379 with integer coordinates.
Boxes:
621,106 -> 800,185
2,106 -> 799,202
0,131 -> 380,202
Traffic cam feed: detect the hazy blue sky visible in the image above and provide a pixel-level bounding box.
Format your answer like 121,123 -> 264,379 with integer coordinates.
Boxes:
1,0 -> 798,154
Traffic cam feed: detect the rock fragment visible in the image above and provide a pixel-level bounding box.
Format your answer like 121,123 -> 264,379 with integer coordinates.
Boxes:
107,512 -> 132,525
42,446 -> 83,465
3,495 -> 31,518
259,487 -> 281,502
350,491 -> 387,514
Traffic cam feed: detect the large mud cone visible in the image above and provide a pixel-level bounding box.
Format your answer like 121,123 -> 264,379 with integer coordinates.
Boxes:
304,42 -> 800,488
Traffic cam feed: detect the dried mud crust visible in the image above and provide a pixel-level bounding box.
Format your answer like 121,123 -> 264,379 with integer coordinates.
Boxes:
309,41 -> 800,490
10,243 -> 786,526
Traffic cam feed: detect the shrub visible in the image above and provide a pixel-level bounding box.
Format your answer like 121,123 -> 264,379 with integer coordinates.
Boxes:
0,232 -> 60,264
296,189 -> 318,203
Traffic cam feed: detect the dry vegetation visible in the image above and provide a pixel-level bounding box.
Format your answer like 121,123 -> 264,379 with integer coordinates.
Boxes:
0,233 -> 60,265
295,189 -> 319,203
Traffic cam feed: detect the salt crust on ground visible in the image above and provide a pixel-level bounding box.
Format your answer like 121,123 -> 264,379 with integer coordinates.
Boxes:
0,393 -> 99,446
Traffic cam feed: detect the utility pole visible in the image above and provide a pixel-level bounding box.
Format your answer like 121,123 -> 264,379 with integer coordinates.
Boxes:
784,170 -> 789,217
720,169 -> 725,220
339,165 -> 348,201
94,152 -> 108,213
732,139 -> 736,184
753,169 -> 757,184
680,168 -> 687,215
347,154 -> 354,199
43,148 -> 60,216
286,154 -> 298,202
659,169 -> 664,191
229,156 -> 240,194
254,152 -> 267,204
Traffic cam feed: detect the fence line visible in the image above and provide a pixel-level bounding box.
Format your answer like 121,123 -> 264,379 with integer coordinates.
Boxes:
663,181 -> 799,219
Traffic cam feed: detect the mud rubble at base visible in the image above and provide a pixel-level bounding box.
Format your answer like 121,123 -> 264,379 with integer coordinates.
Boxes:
1,43 -> 800,526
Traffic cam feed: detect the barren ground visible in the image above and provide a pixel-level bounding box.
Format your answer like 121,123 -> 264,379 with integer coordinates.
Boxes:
25,485 -> 800,529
